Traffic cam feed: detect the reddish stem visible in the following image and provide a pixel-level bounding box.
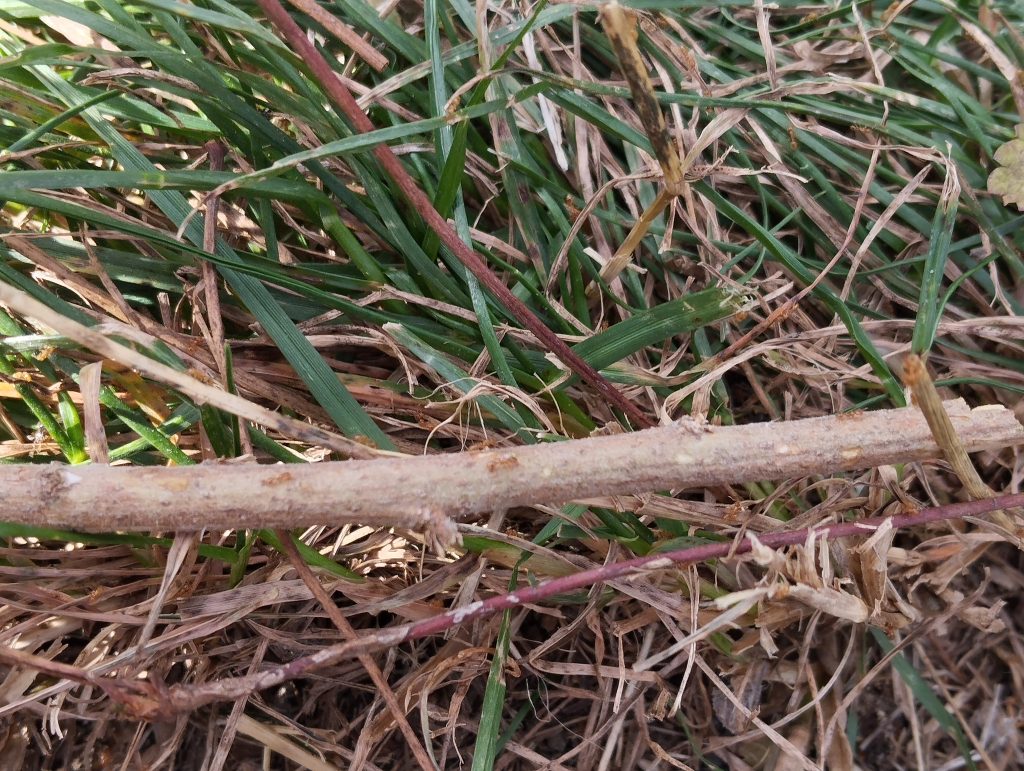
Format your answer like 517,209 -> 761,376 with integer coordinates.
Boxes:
395,492 -> 1024,641
153,492 -> 1024,717
255,0 -> 653,428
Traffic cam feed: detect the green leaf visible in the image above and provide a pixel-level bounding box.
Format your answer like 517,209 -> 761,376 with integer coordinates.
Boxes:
571,288 -> 742,371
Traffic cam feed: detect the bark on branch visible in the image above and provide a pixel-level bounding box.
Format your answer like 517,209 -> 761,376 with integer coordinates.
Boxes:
4,399 -> 1022,534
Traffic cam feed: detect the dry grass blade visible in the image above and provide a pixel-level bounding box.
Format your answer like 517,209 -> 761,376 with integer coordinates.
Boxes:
77,360 -> 108,464
284,0 -> 388,72
902,354 -> 1022,535
597,3 -> 686,295
601,2 -> 684,192
0,281 -> 382,459
3,0 -> 1024,767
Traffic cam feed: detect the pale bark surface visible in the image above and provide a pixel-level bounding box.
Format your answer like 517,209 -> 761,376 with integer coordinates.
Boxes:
7,399 -> 1022,533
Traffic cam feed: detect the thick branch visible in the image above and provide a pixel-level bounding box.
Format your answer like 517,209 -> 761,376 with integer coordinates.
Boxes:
3,399 -> 1021,532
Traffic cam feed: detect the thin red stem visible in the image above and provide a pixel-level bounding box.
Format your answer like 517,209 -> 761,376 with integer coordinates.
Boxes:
255,0 -> 653,428
153,492 -> 1024,717
396,492 -> 1024,641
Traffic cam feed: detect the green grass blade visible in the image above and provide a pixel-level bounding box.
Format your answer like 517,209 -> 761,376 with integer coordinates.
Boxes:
912,169 -> 959,355
571,288 -> 742,371
871,628 -> 977,770
28,50 -> 393,449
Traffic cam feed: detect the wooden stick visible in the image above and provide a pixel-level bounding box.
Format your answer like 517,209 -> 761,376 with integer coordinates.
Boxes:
2,399 -> 1020,534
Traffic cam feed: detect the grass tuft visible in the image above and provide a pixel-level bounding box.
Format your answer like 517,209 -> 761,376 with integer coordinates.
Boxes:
0,0 -> 1022,767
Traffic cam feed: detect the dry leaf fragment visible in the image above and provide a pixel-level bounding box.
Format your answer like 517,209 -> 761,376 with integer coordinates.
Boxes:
851,518 -> 895,620
777,584 -> 871,623
988,124 -> 1024,211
